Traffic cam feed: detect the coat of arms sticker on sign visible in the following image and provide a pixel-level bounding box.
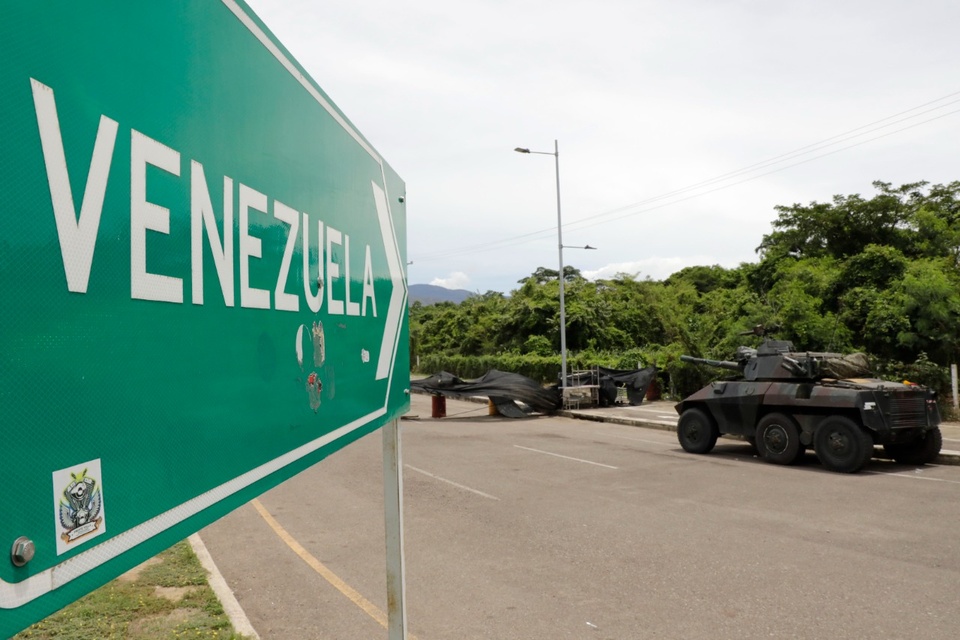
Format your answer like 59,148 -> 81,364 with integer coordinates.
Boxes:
53,459 -> 107,555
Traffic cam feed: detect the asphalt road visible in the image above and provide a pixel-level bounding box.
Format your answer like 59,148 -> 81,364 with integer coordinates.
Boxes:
200,395 -> 960,639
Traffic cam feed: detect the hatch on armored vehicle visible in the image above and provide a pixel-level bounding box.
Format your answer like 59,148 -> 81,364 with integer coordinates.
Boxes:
674,328 -> 942,473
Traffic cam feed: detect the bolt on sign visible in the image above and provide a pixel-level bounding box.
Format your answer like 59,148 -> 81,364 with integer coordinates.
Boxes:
0,2 -> 409,635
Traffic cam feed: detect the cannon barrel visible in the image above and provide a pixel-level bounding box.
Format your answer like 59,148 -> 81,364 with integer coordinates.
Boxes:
680,355 -> 741,371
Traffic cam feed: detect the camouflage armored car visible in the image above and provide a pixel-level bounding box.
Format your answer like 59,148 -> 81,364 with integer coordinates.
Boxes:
674,335 -> 942,473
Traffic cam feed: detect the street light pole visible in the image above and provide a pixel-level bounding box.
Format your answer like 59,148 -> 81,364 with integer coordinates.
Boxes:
551,140 -> 568,392
515,140 -> 569,391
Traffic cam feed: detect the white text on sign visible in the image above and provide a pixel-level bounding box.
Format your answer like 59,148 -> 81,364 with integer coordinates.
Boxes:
30,79 -> 377,317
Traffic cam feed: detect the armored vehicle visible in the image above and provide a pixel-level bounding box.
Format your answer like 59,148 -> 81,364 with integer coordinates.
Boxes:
674,333 -> 942,473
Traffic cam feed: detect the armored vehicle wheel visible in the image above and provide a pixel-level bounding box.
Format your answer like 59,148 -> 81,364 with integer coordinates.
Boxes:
883,427 -> 942,465
756,413 -> 803,465
814,416 -> 874,473
678,408 -> 719,454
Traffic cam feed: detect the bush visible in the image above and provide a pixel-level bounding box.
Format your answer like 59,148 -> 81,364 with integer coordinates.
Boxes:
523,335 -> 554,357
874,352 -> 950,395
415,348 -> 669,389
416,353 -> 561,382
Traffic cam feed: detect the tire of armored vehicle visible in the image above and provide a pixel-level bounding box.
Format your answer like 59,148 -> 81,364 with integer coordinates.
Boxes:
675,340 -> 942,474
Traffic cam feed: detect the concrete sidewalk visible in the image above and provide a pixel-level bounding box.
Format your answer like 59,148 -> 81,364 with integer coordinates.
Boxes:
558,399 -> 960,465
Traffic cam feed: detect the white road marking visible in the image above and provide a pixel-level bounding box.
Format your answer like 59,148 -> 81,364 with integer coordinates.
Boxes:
863,470 -> 960,485
405,465 -> 500,500
656,414 -> 678,420
942,437 -> 960,444
513,445 -> 619,469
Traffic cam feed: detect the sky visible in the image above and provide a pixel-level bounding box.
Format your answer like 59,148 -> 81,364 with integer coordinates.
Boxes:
244,0 -> 960,294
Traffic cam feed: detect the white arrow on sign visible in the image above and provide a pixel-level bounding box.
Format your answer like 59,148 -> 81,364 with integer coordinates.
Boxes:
374,180 -> 407,383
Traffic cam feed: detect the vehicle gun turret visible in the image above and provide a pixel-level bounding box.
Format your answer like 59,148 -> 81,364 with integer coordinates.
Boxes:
681,337 -> 857,382
678,355 -> 741,371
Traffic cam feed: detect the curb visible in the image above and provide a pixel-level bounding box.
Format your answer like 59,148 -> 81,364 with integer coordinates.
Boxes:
189,534 -> 261,640
557,409 -> 676,432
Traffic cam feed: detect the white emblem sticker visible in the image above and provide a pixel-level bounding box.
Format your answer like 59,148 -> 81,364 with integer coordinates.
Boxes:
53,459 -> 107,555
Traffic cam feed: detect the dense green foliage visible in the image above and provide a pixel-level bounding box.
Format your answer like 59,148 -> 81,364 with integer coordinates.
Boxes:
411,181 -> 960,398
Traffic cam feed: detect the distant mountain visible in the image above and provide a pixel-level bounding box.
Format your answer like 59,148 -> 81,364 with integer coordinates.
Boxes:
409,284 -> 474,305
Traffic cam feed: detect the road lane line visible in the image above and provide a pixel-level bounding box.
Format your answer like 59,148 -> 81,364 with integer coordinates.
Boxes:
251,499 -> 418,638
513,445 -> 619,469
405,465 -> 500,500
863,470 -> 960,484
656,414 -> 677,419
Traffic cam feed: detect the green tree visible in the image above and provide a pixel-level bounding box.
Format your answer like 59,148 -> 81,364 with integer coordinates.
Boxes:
757,181 -> 914,261
518,265 -> 583,284
894,259 -> 960,364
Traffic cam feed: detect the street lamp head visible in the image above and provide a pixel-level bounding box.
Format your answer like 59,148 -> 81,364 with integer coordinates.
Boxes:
584,245 -> 597,250
514,147 -> 531,153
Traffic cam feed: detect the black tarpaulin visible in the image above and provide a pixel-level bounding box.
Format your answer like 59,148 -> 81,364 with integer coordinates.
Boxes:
411,370 -> 562,414
597,366 -> 658,405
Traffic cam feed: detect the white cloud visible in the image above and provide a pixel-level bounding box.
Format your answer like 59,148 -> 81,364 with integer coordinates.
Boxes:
430,271 -> 471,290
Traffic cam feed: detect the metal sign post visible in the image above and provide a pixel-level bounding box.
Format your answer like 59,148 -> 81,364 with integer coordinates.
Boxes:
0,2 -> 408,636
383,418 -> 409,639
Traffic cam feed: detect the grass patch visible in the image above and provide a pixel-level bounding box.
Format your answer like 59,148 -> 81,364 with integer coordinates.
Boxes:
139,541 -> 209,588
13,540 -> 251,640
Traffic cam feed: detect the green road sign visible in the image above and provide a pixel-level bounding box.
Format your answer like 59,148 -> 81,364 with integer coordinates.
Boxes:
0,2 -> 409,635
